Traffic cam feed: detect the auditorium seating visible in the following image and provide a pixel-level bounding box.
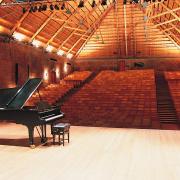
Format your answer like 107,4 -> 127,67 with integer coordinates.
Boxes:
26,71 -> 92,106
62,70 -> 159,129
63,71 -> 92,87
165,71 -> 180,120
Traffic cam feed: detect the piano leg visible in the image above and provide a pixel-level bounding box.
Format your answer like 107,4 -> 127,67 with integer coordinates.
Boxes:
41,124 -> 47,143
27,126 -> 35,148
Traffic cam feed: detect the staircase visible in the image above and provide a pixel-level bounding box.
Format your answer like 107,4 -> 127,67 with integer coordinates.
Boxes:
56,71 -> 99,106
155,72 -> 178,124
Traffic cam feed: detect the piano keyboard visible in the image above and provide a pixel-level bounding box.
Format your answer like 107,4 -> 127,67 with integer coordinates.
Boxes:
43,114 -> 64,122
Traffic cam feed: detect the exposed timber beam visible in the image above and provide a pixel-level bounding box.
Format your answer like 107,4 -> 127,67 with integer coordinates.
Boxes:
10,10 -> 30,35
148,7 -> 180,21
74,3 -> 115,59
45,0 -> 90,47
160,3 -> 180,21
29,11 -> 56,42
66,1 -> 111,54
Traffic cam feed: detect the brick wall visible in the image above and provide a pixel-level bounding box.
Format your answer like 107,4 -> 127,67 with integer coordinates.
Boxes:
0,41 -> 71,88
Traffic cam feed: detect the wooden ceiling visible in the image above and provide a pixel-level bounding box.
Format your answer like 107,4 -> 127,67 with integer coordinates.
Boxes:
0,0 -> 179,60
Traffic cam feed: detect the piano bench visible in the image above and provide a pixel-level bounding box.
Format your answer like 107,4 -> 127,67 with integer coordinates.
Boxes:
51,123 -> 70,146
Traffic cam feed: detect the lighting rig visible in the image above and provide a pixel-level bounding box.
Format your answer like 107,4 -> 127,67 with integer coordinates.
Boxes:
123,0 -> 167,5
0,0 -> 111,14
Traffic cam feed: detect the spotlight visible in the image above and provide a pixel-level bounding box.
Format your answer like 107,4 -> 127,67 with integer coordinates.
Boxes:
78,0 -> 84,8
38,6 -> 42,12
101,0 -> 107,5
32,6 -> 38,12
29,6 -> 34,13
49,4 -> 54,11
123,0 -> 127,5
54,4 -> 60,10
66,9 -> 71,14
61,3 -> 65,10
133,0 -> 139,3
22,7 -> 26,13
42,4 -> 47,11
91,0 -> 96,7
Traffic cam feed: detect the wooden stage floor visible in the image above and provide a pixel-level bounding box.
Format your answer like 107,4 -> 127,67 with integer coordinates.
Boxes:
0,123 -> 180,180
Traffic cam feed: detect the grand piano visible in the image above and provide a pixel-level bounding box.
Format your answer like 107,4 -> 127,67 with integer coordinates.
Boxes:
0,78 -> 64,148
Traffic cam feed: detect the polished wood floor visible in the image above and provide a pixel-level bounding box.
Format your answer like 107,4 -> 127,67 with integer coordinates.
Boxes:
0,123 -> 180,180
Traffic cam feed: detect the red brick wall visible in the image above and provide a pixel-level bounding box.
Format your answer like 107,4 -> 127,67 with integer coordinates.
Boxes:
0,41 -> 71,88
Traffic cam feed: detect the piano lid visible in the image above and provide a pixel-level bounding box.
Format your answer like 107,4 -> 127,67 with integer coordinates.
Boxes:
6,78 -> 42,109
0,87 -> 19,108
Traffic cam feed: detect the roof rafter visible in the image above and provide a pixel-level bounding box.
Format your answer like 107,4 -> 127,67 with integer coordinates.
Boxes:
160,3 -> 180,21
57,1 -> 114,53
66,1 -> 110,54
29,11 -> 56,42
45,0 -> 90,47
74,3 -> 115,58
10,10 -> 30,35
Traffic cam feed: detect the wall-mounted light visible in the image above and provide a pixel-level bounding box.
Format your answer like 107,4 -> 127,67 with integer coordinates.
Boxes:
67,53 -> 73,59
57,50 -> 64,56
13,32 -> 25,41
64,63 -> 68,73
56,68 -> 60,78
32,39 -> 41,47
44,69 -> 49,81
46,45 -> 54,52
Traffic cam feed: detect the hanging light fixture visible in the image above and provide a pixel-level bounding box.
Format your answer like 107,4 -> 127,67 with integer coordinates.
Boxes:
101,0 -> 107,5
78,0 -> 84,8
54,4 -> 60,10
49,4 -> 54,11
91,0 -> 96,7
61,2 -> 65,10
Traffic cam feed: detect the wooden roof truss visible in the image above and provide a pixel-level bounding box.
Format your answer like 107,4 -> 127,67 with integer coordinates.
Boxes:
0,0 -> 115,58
146,0 -> 180,48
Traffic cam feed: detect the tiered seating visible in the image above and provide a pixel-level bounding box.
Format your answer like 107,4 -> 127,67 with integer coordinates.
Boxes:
26,71 -> 92,106
26,83 -> 74,106
62,70 -> 159,128
165,71 -> 180,120
63,71 -> 92,86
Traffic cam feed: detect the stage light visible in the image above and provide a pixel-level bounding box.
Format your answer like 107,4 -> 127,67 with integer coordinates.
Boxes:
42,4 -> 47,11
66,9 -> 71,14
57,50 -> 64,56
67,53 -> 73,59
101,0 -> 107,5
49,4 -> 54,11
78,0 -> 84,8
133,0 -> 139,3
91,0 -> 96,7
54,4 -> 60,10
22,7 -> 26,13
61,3 -> 65,10
38,5 -> 42,12
13,32 -> 25,41
46,45 -> 53,52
